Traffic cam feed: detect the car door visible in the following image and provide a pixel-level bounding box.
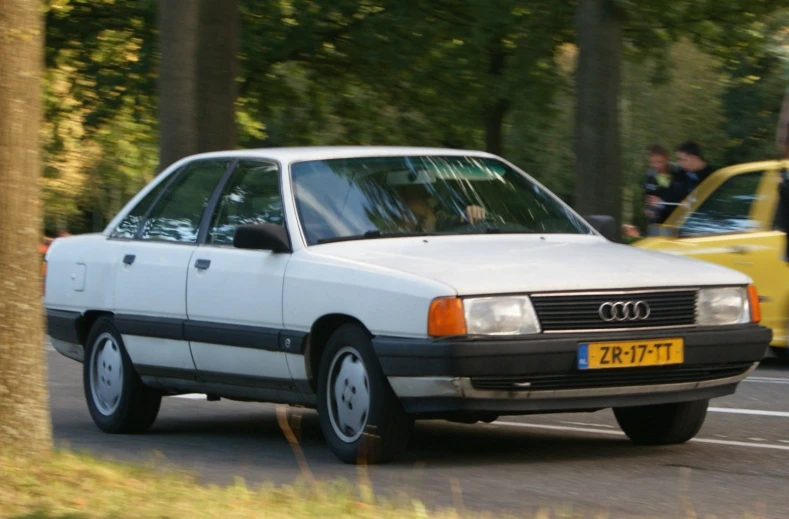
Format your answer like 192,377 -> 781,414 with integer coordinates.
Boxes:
111,158 -> 234,378
659,167 -> 773,273
736,165 -> 789,346
185,159 -> 297,392
638,162 -> 789,347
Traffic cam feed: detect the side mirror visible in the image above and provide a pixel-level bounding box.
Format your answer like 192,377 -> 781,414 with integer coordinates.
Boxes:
584,215 -> 619,242
233,224 -> 292,253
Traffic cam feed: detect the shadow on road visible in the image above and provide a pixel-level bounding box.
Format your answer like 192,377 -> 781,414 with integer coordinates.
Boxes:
138,405 -> 661,468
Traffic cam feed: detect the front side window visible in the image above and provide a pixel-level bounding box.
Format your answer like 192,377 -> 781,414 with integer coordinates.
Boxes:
290,155 -> 592,245
207,160 -> 283,245
139,159 -> 232,243
679,171 -> 764,237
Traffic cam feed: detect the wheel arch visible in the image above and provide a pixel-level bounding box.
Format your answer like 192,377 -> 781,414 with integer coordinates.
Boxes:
77,310 -> 115,345
304,313 -> 371,393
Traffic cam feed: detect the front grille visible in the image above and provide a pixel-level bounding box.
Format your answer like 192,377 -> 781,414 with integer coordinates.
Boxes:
531,289 -> 697,331
470,363 -> 752,392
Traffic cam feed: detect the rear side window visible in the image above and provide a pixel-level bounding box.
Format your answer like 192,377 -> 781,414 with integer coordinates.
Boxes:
139,159 -> 232,243
110,176 -> 171,239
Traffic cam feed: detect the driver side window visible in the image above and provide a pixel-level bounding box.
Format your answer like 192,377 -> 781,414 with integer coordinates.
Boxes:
679,171 -> 764,237
207,160 -> 283,246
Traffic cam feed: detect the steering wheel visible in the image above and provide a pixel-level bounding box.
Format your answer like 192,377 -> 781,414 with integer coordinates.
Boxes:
443,213 -> 533,234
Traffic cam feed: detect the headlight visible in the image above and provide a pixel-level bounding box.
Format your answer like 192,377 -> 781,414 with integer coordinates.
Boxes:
464,296 -> 541,335
697,287 -> 751,326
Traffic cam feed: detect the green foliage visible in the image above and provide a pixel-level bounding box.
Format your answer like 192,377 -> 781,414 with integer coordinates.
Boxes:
38,0 -> 789,236
45,0 -> 157,133
239,0 -> 575,153
507,40 -> 729,227
42,0 -> 159,233
719,9 -> 789,164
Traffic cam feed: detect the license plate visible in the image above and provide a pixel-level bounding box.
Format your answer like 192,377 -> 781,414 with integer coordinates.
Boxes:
577,338 -> 684,370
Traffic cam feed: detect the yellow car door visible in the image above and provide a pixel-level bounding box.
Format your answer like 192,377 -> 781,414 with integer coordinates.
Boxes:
635,161 -> 789,351
731,165 -> 789,350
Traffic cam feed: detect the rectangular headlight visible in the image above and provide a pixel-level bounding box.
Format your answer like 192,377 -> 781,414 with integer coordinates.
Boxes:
464,296 -> 541,335
697,287 -> 750,326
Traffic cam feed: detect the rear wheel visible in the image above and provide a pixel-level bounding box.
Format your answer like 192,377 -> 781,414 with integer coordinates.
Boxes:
317,323 -> 413,464
613,399 -> 708,445
83,317 -> 161,433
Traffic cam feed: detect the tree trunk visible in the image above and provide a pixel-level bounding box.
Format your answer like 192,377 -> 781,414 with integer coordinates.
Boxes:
777,87 -> 789,159
196,0 -> 239,152
483,46 -> 509,156
0,0 -> 53,454
573,0 -> 623,226
485,98 -> 510,156
157,0 -> 199,172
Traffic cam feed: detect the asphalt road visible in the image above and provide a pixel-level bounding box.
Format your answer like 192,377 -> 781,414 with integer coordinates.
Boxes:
48,349 -> 789,518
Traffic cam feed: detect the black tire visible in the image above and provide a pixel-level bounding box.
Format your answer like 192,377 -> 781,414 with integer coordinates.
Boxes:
316,323 -> 413,464
83,316 -> 161,434
613,399 -> 709,445
770,346 -> 789,360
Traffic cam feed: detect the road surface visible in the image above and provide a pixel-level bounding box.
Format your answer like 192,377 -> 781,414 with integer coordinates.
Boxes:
47,350 -> 789,518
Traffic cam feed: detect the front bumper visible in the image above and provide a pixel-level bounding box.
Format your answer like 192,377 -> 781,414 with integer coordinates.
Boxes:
372,324 -> 771,415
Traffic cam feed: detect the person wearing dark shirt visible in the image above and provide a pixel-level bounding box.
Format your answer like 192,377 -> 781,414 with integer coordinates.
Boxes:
675,140 -> 716,194
643,144 -> 686,225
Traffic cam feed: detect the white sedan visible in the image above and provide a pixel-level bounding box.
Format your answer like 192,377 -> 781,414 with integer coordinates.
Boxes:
44,146 -> 771,464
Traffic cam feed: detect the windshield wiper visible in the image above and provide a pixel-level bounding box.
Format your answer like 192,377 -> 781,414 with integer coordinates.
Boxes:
317,231 -> 433,244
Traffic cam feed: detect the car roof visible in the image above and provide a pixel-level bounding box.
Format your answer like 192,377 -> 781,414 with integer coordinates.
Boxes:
178,146 -> 499,165
714,159 -> 789,173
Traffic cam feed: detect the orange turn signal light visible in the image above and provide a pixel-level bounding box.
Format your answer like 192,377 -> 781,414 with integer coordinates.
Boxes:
747,285 -> 761,324
428,297 -> 467,337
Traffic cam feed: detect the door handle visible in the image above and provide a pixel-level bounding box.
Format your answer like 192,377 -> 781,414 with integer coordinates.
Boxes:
122,254 -> 135,265
728,245 -> 748,254
194,259 -> 211,270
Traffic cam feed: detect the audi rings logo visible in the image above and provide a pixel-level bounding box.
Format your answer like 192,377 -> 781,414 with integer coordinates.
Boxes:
598,301 -> 651,322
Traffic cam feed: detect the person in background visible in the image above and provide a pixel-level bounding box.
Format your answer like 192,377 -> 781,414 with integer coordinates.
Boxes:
643,144 -> 684,226
675,140 -> 715,192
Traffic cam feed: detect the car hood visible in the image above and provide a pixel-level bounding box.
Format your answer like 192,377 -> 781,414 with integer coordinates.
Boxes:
308,234 -> 752,295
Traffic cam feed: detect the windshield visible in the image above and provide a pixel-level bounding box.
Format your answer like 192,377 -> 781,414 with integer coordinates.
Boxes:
289,155 -> 593,245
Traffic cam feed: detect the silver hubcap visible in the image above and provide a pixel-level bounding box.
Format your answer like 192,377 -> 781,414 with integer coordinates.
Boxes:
327,346 -> 370,443
90,332 -> 124,416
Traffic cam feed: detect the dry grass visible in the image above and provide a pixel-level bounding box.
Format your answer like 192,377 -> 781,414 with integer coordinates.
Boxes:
0,407 -> 773,519
0,446 -> 775,519
0,446 -> 492,519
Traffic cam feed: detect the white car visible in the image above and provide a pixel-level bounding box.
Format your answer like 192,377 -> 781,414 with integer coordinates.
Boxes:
44,146 -> 771,464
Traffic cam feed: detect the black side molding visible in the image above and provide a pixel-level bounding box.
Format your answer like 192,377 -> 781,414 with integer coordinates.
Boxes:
184,320 -> 279,351
113,313 -> 306,353
114,314 -> 184,341
46,309 -> 83,344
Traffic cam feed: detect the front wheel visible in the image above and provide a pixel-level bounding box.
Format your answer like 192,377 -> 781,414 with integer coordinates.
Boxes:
770,346 -> 789,360
83,317 -> 162,433
613,399 -> 708,445
316,324 -> 413,464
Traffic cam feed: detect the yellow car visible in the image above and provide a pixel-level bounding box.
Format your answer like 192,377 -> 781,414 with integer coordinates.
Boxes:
634,160 -> 789,356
